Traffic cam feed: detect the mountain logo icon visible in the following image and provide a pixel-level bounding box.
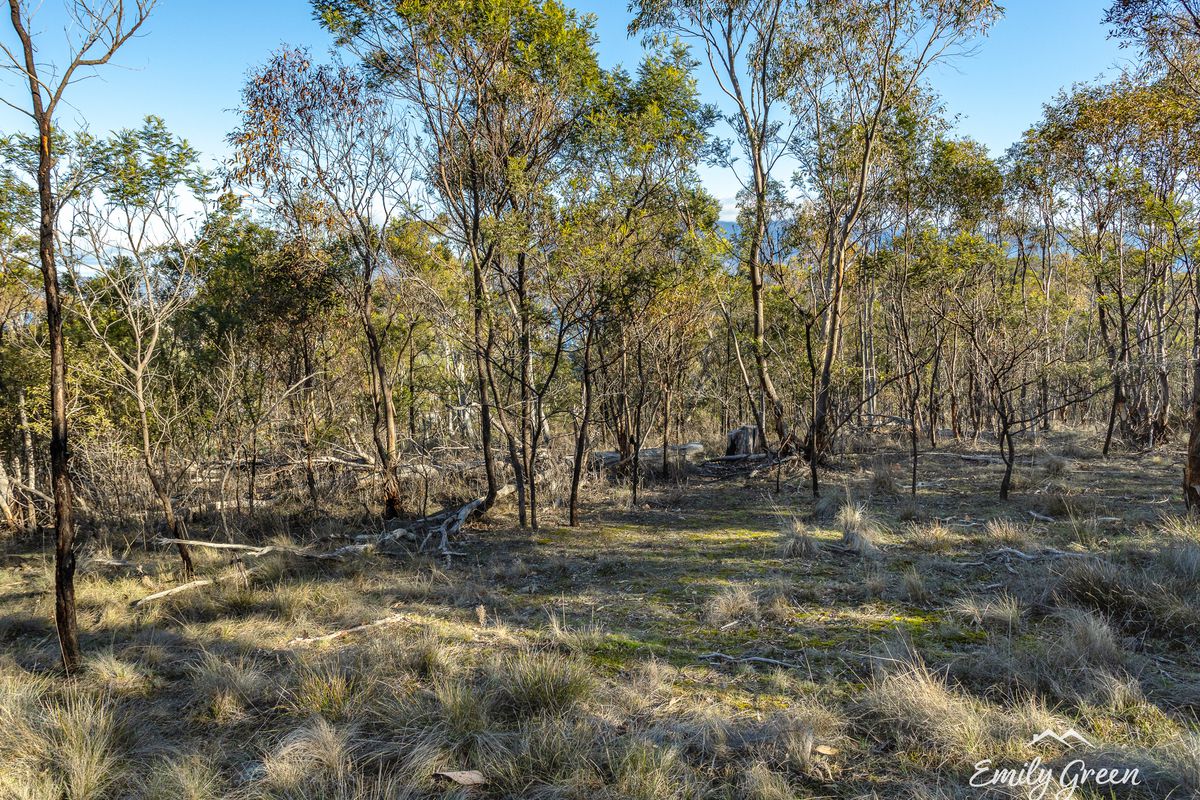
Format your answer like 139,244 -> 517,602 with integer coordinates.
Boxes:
1028,728 -> 1095,748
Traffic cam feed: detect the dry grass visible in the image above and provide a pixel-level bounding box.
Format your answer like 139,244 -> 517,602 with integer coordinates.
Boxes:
869,459 -> 901,496
1,436 -> 1198,798
187,649 -> 268,722
0,686 -> 128,800
861,660 -> 996,765
837,503 -> 882,557
1041,453 -> 1069,477
863,564 -> 888,599
901,566 -> 929,604
983,517 -> 1030,547
777,519 -> 821,559
704,583 -> 759,626
906,521 -> 954,553
546,607 -> 606,652
136,755 -> 224,800
952,592 -> 1023,634
487,650 -> 595,721
1055,608 -> 1127,671
1055,556 -> 1200,636
861,658 -> 1053,768
260,717 -> 354,794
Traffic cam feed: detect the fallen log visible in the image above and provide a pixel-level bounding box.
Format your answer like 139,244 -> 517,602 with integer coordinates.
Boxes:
959,454 -> 1002,464
419,485 -> 515,555
140,484 -> 513,583
591,443 -> 706,470
11,477 -> 91,512
703,453 -> 768,464
749,455 -> 798,478
153,537 -> 348,561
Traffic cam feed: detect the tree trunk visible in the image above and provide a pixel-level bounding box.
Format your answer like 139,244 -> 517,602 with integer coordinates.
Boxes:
473,258 -> 499,512
35,120 -> 81,674
363,303 -> 400,518
998,397 -> 1015,500
661,387 -> 671,478
1103,378 -> 1123,457
1186,309 -> 1200,510
746,158 -> 789,452
138,388 -> 194,579
0,460 -> 17,530
17,388 -> 36,530
806,242 -> 849,494
569,320 -> 594,527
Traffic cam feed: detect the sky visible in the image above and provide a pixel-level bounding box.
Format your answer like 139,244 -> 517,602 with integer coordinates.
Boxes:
1,0 -> 1132,220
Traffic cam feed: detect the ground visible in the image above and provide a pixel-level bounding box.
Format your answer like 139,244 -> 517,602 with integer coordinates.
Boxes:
2,429 -> 1200,799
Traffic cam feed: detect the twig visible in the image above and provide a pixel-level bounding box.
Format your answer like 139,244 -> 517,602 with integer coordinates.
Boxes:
132,578 -> 214,607
991,546 -> 1094,561
698,651 -> 806,670
288,613 -> 408,645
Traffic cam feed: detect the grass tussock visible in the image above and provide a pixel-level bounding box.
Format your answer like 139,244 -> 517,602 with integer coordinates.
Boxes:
488,650 -> 595,721
84,650 -> 152,696
778,519 -> 821,559
260,717 -> 354,794
704,583 -> 759,626
861,658 -> 1049,768
837,503 -> 882,557
901,567 -> 930,604
984,517 -> 1030,547
869,460 -> 901,496
187,650 -> 268,722
953,592 -> 1023,633
546,607 -> 606,652
906,521 -> 954,553
1055,556 -> 1200,637
286,659 -> 372,720
136,754 -> 224,800
740,762 -> 797,800
1041,454 -> 1070,477
0,685 -> 127,800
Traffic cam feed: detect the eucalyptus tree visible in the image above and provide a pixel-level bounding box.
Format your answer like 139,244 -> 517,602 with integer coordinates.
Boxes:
783,0 -> 1001,495
629,0 -> 795,453
232,48 -> 417,518
1108,0 -> 1200,507
1005,130 -> 1067,433
561,45 -> 719,521
1035,79 -> 1194,454
315,0 -> 603,527
1107,0 -> 1200,97
2,0 -> 155,674
946,234 -> 1054,499
184,212 -> 341,515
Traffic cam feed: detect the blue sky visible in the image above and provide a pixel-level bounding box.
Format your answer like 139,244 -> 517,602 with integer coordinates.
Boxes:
1,1 -> 1130,218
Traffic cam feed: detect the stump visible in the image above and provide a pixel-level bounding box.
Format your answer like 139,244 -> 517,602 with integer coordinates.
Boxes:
725,425 -> 763,456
